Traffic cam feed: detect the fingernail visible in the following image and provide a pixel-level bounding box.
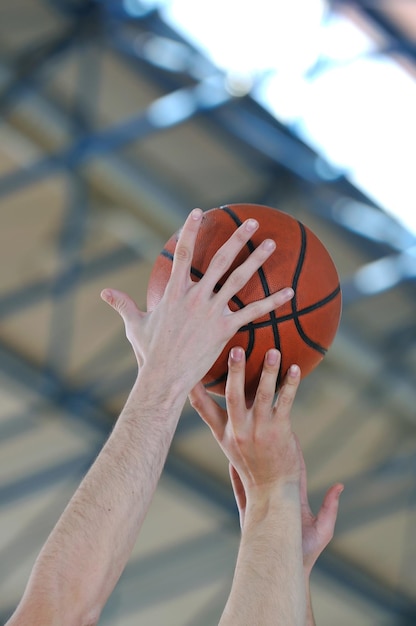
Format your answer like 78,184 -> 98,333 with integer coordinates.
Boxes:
261,239 -> 276,252
266,349 -> 279,365
245,219 -> 258,232
191,208 -> 203,220
101,289 -> 111,301
230,347 -> 244,362
289,364 -> 300,377
282,287 -> 294,300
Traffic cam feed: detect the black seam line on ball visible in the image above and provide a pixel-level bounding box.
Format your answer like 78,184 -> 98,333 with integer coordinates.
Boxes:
162,244 -> 339,356
220,205 -> 281,355
238,285 -> 340,331
161,248 -> 257,355
204,373 -> 227,389
161,249 -> 251,308
291,222 -> 326,356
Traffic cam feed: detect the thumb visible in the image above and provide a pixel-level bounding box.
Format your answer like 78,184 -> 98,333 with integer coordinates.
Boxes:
316,483 -> 344,545
189,383 -> 225,439
100,288 -> 143,326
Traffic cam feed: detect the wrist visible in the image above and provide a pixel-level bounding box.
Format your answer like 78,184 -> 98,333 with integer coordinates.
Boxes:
131,365 -> 189,416
244,480 -> 301,524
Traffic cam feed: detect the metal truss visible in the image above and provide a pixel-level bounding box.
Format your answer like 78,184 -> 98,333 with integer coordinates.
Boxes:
0,0 -> 415,623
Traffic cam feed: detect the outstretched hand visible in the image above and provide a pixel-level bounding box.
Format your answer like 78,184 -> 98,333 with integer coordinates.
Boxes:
101,209 -> 294,396
190,347 -> 302,500
190,346 -> 342,570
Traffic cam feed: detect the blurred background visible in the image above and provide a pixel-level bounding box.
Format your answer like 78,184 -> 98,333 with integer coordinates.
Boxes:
0,0 -> 415,624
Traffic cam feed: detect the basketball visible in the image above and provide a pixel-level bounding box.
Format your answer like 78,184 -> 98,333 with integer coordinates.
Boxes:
147,203 -> 342,401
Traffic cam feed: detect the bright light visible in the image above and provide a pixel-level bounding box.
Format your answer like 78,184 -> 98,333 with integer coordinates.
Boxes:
159,1 -> 416,237
295,56 -> 416,236
162,0 -> 326,77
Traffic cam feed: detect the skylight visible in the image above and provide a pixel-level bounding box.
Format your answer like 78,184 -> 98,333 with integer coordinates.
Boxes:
125,0 -> 416,239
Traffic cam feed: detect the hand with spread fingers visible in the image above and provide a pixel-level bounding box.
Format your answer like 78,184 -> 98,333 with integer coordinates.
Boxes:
190,348 -> 307,626
190,346 -> 302,496
101,209 -> 294,397
7,209 -> 296,626
190,348 -> 342,626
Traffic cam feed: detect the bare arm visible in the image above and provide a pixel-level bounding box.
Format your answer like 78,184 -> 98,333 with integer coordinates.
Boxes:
226,450 -> 343,626
190,349 -> 306,626
7,209 -> 294,626
213,381 -> 344,626
222,483 -> 304,626
7,372 -> 186,626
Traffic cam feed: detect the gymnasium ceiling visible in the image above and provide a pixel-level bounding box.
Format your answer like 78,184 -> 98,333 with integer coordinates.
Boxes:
0,1 -> 415,625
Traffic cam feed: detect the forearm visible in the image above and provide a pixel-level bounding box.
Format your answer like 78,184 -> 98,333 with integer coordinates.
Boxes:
9,369 -> 187,626
220,484 -> 306,626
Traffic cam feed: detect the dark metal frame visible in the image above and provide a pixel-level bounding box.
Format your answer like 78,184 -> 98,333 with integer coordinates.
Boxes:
0,1 -> 415,623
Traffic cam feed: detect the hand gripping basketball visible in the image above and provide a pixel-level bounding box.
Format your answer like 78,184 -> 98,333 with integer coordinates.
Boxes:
147,204 -> 342,402
102,208 -> 294,397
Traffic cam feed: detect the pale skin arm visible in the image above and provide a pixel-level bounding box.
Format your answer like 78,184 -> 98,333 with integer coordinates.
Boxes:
229,446 -> 343,626
6,209 -> 294,626
192,351 -> 343,626
190,348 -> 307,626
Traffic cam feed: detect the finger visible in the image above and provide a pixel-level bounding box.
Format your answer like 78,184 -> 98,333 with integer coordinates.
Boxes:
230,287 -> 294,331
316,483 -> 344,545
253,349 -> 281,417
217,237 -> 277,304
101,288 -> 144,326
201,218 -> 259,294
274,363 -> 301,422
225,347 -> 247,424
189,381 -> 226,439
169,208 -> 203,289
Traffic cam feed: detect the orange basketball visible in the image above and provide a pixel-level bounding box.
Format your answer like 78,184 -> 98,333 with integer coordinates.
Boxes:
147,203 -> 342,402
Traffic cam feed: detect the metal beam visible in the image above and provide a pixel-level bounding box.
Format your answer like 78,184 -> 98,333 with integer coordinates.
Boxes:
0,245 -> 138,319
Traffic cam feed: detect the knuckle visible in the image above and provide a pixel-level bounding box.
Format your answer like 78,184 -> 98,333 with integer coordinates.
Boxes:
210,249 -> 229,273
256,388 -> 274,405
243,300 -> 262,320
227,268 -> 244,290
226,388 -> 241,408
175,244 -> 192,263
189,394 -> 202,412
252,429 -> 268,447
279,390 -> 293,408
114,296 -> 129,315
234,431 -> 247,448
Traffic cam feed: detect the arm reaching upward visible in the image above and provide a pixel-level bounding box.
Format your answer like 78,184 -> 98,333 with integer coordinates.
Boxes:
191,348 -> 343,626
7,209 -> 294,626
190,348 -> 306,626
